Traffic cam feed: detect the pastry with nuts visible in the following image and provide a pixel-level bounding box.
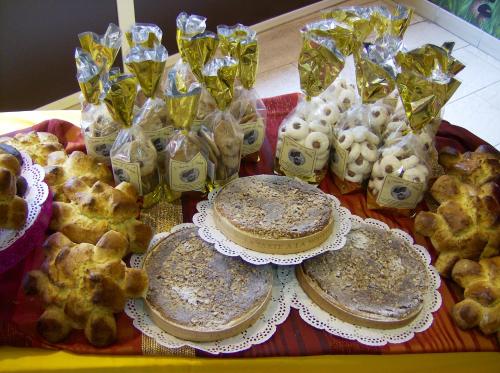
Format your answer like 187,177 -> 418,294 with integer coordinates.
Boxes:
297,220 -> 430,328
213,175 -> 334,254
143,226 -> 273,342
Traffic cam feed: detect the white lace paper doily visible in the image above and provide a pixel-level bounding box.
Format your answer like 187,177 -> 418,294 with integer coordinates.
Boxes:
0,151 -> 48,250
125,223 -> 293,354
285,215 -> 442,346
192,187 -> 352,265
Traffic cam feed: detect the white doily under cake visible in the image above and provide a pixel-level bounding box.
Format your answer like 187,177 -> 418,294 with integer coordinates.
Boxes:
192,186 -> 352,265
125,223 -> 293,354
0,151 -> 49,250
284,215 -> 442,346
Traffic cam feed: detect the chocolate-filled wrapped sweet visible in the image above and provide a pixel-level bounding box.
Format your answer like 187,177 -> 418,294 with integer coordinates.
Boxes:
275,24 -> 345,184
164,60 -> 208,201
219,24 -> 266,162
106,75 -> 161,208
75,48 -> 120,165
125,41 -> 172,174
200,57 -> 243,188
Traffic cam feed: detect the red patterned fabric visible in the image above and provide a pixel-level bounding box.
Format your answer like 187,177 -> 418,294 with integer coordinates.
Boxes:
0,93 -> 498,356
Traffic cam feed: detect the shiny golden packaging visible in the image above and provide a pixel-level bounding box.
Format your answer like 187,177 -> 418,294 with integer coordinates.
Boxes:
218,24 -> 266,161
164,60 -> 208,201
298,30 -> 345,99
126,23 -> 162,48
79,23 -> 122,70
200,57 -> 243,187
321,7 -> 373,46
106,75 -> 161,207
75,48 -> 102,105
371,4 -> 413,39
176,12 -> 207,62
302,19 -> 358,57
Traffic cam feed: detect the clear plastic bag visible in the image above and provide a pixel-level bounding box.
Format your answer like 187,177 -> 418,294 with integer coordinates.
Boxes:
367,129 -> 432,215
330,104 -> 381,193
275,96 -> 333,184
230,86 -> 267,162
194,87 -> 217,126
110,126 -> 161,207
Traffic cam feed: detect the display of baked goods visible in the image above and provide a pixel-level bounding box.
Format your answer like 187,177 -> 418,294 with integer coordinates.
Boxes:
451,257 -> 500,342
439,145 -> 500,187
297,221 -> 429,328
23,231 -> 148,347
143,226 -> 273,342
0,131 -> 64,166
50,178 -> 153,253
213,175 -> 334,254
0,153 -> 28,230
415,175 -> 500,277
44,151 -> 113,201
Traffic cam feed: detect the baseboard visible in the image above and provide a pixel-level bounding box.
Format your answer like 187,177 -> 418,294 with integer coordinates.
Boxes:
398,0 -> 500,59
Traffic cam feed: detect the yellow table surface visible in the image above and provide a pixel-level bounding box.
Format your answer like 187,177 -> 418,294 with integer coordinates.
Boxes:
1,111 -> 499,372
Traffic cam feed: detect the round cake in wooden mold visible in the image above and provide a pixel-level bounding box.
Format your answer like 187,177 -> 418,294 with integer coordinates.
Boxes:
143,227 -> 273,342
297,222 -> 429,329
213,175 -> 334,254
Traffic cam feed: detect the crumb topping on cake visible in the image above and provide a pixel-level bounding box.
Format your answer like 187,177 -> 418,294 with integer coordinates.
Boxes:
214,175 -> 333,239
145,228 -> 272,331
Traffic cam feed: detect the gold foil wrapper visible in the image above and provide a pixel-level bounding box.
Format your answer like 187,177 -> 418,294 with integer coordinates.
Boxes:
181,32 -> 219,82
176,12 -> 207,62
79,23 -> 121,70
322,7 -> 373,44
303,19 -> 358,56
299,31 -> 344,98
126,23 -> 162,48
166,94 -> 200,130
218,24 -> 259,89
75,48 -> 102,104
125,44 -> 168,98
397,71 -> 460,132
372,4 -> 413,38
202,57 -> 238,111
104,74 -> 138,127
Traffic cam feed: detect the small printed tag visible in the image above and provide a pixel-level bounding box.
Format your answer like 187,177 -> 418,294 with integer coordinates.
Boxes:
84,132 -> 118,165
241,118 -> 265,156
330,137 -> 348,180
168,152 -> 207,192
144,126 -> 174,153
111,159 -> 143,195
279,136 -> 316,178
376,174 -> 424,209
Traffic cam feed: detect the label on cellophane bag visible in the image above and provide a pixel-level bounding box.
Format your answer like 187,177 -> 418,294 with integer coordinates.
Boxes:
168,152 -> 207,192
111,158 -> 143,195
241,118 -> 265,156
279,136 -> 316,178
84,132 -> 118,165
376,174 -> 424,209
143,126 -> 174,153
329,137 -> 348,180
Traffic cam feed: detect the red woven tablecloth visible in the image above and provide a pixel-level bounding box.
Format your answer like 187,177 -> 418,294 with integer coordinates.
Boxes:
0,93 -> 498,356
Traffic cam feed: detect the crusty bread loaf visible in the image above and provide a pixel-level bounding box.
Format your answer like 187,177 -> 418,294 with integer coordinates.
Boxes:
44,151 -> 113,201
0,154 -> 27,229
50,178 -> 152,253
23,231 -> 148,347
0,131 -> 63,166
451,257 -> 500,343
415,175 -> 499,276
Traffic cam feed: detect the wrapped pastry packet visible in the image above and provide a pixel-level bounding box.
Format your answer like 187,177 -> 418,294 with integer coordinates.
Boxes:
367,128 -> 432,215
79,23 -> 121,70
75,48 -> 120,165
330,104 -> 381,194
200,57 -> 243,187
219,24 -> 266,162
106,75 -> 161,207
126,23 -> 162,48
164,60 -> 207,201
125,41 -> 172,171
275,24 -> 345,184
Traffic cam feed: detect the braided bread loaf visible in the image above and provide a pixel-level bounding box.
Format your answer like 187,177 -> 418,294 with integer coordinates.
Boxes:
44,151 -> 113,201
24,231 -> 148,346
0,154 -> 27,229
0,131 -> 63,166
451,257 -> 500,342
50,178 -> 152,253
415,175 -> 499,276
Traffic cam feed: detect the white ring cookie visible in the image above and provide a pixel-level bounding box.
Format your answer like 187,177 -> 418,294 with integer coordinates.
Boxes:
380,154 -> 402,176
401,155 -> 420,170
371,160 -> 383,177
337,89 -> 356,112
365,131 -> 380,146
351,126 -> 369,142
348,156 -> 371,174
402,167 -> 426,183
345,171 -> 363,183
347,142 -> 361,163
369,105 -> 389,129
337,132 -> 354,149
285,117 -> 309,140
304,132 -> 329,153
360,141 -> 378,162
309,119 -> 332,136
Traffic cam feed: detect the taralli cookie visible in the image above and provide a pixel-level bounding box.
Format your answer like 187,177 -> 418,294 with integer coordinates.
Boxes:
345,172 -> 363,183
337,89 -> 356,112
401,155 -> 420,170
317,103 -> 341,126
351,126 -> 369,143
285,117 -> 309,141
309,119 -> 332,135
380,154 -> 402,176
369,105 -> 389,130
403,167 -> 426,183
371,160 -> 383,177
348,156 -> 371,175
304,132 -> 329,153
365,131 -> 380,146
347,143 -> 362,163
338,132 -> 354,149
360,142 -> 377,162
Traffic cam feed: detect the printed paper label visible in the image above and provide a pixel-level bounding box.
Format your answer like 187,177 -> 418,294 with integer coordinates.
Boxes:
84,132 -> 118,165
111,158 -> 143,195
330,137 -> 348,180
144,126 -> 174,153
168,152 -> 207,192
279,136 -> 316,178
376,174 -> 424,209
241,118 -> 265,156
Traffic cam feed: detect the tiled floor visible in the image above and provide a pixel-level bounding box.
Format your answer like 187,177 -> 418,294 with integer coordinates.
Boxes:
254,0 -> 500,149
